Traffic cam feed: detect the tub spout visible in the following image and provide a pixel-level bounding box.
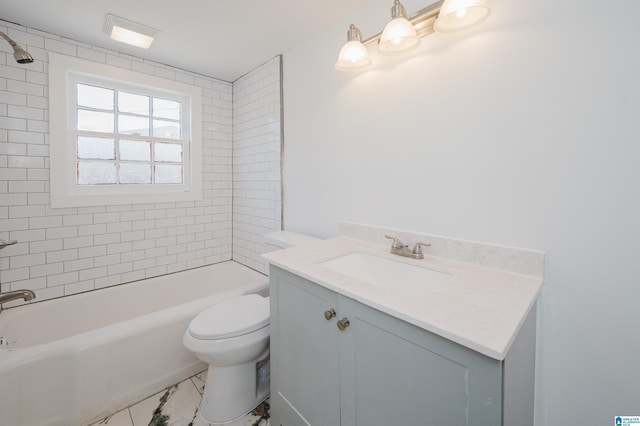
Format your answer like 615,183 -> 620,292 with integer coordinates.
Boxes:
0,289 -> 36,311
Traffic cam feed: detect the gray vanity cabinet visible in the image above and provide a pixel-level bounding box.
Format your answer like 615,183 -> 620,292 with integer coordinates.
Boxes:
270,266 -> 535,426
338,295 -> 502,426
270,265 -> 342,426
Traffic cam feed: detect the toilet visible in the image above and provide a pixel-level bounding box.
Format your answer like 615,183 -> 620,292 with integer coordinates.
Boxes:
183,230 -> 319,424
183,294 -> 270,424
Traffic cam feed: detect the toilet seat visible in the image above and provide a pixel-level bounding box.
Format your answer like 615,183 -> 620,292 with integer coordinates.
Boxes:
189,294 -> 269,339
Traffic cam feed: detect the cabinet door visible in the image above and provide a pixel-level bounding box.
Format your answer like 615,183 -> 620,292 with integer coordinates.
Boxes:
270,266 -> 341,426
338,296 -> 502,426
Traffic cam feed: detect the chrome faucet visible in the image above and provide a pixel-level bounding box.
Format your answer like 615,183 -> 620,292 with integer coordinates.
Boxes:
0,290 -> 36,312
0,239 -> 18,250
384,235 -> 431,260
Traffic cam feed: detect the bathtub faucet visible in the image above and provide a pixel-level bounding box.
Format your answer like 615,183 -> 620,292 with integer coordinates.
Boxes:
0,289 -> 36,312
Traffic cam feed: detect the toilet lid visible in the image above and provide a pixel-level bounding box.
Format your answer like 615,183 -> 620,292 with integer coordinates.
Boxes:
189,294 -> 269,339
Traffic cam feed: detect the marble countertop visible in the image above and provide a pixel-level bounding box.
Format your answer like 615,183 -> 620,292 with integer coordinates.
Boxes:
263,236 -> 543,361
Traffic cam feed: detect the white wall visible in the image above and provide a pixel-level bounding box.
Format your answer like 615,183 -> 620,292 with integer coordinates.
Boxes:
0,20 -> 234,301
282,0 -> 640,424
233,57 -> 283,274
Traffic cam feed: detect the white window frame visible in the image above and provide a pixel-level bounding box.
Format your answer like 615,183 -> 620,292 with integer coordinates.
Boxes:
49,52 -> 202,208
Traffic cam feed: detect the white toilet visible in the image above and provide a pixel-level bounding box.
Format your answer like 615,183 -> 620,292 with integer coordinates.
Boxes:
183,231 -> 319,424
183,294 -> 270,424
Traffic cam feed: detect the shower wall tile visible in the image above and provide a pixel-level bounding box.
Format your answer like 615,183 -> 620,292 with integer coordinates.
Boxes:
0,20 -> 234,304
232,56 -> 282,275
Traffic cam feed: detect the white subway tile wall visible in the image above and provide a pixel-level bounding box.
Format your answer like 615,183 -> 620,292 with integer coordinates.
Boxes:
0,20 -> 243,304
232,57 -> 282,274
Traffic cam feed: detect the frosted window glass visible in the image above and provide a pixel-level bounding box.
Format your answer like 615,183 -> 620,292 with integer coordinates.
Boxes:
153,120 -> 180,139
77,109 -> 114,133
153,98 -> 180,120
77,137 -> 115,160
77,84 -> 114,110
119,115 -> 149,136
120,140 -> 151,161
77,161 -> 117,185
154,142 -> 182,163
155,164 -> 183,184
119,163 -> 152,184
119,91 -> 149,116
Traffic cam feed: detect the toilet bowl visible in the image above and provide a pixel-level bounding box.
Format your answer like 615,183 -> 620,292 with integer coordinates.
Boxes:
183,294 -> 270,424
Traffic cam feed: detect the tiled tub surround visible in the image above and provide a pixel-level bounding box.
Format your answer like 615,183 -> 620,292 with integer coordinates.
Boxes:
232,57 -> 283,275
0,262 -> 269,426
0,19 -> 279,305
264,223 -> 545,360
90,371 -> 271,426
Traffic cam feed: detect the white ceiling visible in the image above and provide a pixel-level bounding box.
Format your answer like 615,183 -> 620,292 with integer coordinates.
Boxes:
1,0 -> 374,82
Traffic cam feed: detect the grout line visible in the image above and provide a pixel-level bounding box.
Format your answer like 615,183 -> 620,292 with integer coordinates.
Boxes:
127,407 -> 134,426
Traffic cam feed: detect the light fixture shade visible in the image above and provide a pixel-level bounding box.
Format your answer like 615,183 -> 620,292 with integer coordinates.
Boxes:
335,41 -> 372,71
335,24 -> 372,71
377,0 -> 420,56
378,17 -> 420,55
434,0 -> 491,33
104,14 -> 158,49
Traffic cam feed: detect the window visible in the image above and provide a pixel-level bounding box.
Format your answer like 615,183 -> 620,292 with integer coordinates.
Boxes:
74,82 -> 184,186
49,53 -> 202,208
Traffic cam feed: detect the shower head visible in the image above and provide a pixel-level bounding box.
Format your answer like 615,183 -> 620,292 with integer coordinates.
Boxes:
0,30 -> 34,64
13,47 -> 34,64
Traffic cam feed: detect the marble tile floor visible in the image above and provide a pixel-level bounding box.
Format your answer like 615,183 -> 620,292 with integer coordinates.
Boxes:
89,371 -> 270,426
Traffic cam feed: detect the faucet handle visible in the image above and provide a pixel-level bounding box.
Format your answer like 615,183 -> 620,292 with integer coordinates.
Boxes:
412,242 -> 431,255
385,235 -> 406,249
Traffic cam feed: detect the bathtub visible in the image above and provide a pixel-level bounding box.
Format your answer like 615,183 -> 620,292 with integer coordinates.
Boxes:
0,261 -> 269,426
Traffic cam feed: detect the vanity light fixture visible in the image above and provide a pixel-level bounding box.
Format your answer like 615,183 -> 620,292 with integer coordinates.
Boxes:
335,0 -> 491,71
104,14 -> 158,49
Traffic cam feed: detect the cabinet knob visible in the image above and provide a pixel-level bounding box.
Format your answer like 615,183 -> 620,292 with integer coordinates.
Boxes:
337,318 -> 350,330
324,308 -> 336,320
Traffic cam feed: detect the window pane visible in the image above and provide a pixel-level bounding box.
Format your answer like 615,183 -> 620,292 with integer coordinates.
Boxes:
120,139 -> 151,161
155,164 -> 183,184
119,91 -> 149,116
77,161 -> 117,185
154,142 -> 182,163
153,98 -> 180,120
153,120 -> 180,139
119,163 -> 151,184
118,115 -> 149,136
77,84 -> 114,110
77,137 -> 115,160
77,109 -> 114,133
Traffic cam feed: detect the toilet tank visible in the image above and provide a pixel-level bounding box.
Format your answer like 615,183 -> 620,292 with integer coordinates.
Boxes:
263,231 -> 320,250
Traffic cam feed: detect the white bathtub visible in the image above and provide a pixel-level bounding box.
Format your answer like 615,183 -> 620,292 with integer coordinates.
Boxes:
0,261 -> 269,426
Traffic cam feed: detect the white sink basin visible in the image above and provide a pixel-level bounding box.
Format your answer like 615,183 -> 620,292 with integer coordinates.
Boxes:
319,252 -> 452,292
